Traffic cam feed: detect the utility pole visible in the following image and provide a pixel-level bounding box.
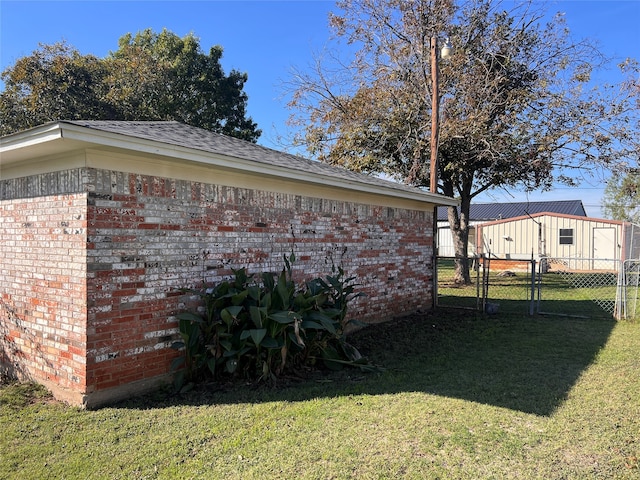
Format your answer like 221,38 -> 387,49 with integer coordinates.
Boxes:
430,36 -> 440,194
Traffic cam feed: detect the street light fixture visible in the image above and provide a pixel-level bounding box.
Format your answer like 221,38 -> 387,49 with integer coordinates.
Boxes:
429,37 -> 452,193
440,38 -> 453,59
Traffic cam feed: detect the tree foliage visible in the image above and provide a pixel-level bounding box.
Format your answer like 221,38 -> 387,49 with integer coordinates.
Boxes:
1,29 -> 260,142
286,0 -> 639,283
602,61 -> 640,224
0,43 -> 114,133
603,172 -> 640,224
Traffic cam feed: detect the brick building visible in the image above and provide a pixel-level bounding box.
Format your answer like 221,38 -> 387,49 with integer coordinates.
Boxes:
1,120 -> 457,407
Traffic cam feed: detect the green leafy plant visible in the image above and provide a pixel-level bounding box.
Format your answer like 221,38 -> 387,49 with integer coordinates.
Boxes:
171,255 -> 373,390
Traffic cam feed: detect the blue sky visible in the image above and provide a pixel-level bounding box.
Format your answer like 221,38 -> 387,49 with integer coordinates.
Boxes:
1,0 -> 639,217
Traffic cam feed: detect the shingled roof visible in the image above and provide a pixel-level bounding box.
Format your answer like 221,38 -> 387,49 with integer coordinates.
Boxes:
54,120 -> 455,203
437,200 -> 587,222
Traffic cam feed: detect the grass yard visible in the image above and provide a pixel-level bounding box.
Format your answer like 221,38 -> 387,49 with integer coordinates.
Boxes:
1,311 -> 639,479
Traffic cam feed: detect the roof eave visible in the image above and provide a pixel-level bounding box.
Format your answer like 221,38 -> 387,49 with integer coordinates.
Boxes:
0,121 -> 64,152
1,121 -> 459,207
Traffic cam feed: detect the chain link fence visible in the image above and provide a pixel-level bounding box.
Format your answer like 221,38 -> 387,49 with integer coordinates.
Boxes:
436,257 -> 481,311
623,223 -> 640,261
436,256 -> 535,315
537,257 -> 619,319
616,259 -> 640,320
436,255 -> 639,320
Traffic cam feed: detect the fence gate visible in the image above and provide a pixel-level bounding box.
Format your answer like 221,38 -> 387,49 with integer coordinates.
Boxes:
436,256 -> 536,315
536,257 -> 620,319
437,255 -> 639,319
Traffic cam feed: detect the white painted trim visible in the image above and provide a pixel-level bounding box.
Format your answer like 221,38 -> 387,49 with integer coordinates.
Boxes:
0,123 -> 63,153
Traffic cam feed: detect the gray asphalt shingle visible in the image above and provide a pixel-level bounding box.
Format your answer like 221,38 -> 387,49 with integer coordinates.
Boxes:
64,120 -> 434,198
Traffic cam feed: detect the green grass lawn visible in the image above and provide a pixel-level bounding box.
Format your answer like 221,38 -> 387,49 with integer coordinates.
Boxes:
2,311 -> 639,479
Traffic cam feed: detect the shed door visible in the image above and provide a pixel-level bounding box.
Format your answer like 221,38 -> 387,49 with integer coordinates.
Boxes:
592,227 -> 617,269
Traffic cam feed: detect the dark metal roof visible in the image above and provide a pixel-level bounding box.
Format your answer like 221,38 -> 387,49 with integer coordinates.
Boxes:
437,200 -> 587,222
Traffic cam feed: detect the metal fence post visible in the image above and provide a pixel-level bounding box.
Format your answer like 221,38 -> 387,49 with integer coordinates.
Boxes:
476,255 -> 481,311
529,259 -> 536,316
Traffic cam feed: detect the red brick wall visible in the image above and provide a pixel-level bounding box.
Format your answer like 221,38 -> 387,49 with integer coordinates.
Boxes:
0,193 -> 87,404
2,167 -> 434,406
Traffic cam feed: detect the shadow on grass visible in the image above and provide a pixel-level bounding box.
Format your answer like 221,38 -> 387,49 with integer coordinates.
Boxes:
114,309 -> 616,417
537,300 -> 615,319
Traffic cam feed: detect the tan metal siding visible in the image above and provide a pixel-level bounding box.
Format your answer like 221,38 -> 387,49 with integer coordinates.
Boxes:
478,214 -> 623,266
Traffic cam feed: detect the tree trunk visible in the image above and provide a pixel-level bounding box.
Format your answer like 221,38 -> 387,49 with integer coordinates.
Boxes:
447,198 -> 472,285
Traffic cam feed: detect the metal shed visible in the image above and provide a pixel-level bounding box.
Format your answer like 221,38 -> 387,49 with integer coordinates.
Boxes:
476,212 -> 634,271
436,200 -> 587,257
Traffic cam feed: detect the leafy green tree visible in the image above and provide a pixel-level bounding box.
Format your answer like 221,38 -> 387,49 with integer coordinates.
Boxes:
107,29 -> 260,141
603,172 -> 640,223
1,29 -> 260,142
0,42 -> 114,135
602,60 -> 640,224
286,0 -> 639,283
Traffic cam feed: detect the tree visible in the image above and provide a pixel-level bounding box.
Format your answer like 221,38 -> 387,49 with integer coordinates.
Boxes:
602,61 -> 640,224
286,0 -> 639,284
107,29 -> 260,141
1,29 -> 261,142
0,42 -> 115,135
603,172 -> 640,224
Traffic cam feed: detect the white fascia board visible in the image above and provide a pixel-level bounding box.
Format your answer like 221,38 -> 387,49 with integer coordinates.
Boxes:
0,123 -> 63,153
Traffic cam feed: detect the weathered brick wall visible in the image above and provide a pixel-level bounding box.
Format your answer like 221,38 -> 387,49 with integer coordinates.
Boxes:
2,166 -> 434,406
1,171 -> 88,403
84,168 -> 434,399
